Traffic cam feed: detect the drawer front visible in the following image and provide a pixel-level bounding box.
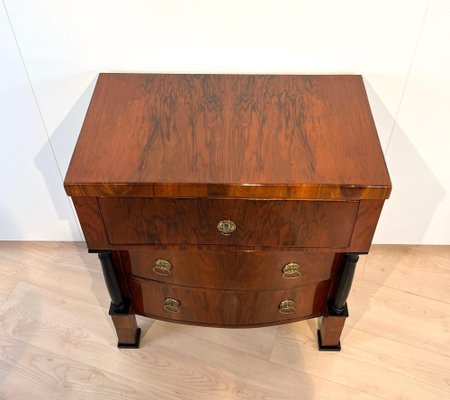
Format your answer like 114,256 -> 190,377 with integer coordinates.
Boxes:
99,198 -> 358,248
129,277 -> 330,326
122,249 -> 338,290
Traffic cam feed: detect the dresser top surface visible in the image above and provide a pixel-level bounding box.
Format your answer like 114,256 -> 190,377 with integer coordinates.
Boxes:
65,74 -> 391,199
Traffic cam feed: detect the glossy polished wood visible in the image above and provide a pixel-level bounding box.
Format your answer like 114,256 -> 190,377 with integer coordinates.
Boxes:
122,249 -> 338,290
99,197 -> 358,248
72,197 -> 109,249
110,311 -> 139,346
65,74 -> 391,200
349,199 -> 385,251
64,73 -> 391,349
128,277 -> 330,327
319,311 -> 347,348
70,197 -> 381,253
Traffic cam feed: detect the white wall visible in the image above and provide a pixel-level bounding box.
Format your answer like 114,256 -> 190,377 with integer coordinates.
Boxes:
1,0 -> 449,244
0,3 -> 81,240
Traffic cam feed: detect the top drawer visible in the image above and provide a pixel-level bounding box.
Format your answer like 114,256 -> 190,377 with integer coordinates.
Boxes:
99,198 -> 358,248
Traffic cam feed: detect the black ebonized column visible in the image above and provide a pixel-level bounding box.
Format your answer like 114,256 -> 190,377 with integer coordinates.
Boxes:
331,253 -> 359,315
317,253 -> 360,351
97,251 -> 141,348
98,251 -> 127,313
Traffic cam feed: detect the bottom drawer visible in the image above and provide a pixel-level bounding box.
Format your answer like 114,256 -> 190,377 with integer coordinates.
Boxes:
128,277 -> 330,327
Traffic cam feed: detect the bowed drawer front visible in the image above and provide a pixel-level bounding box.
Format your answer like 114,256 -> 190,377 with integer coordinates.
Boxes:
122,249 -> 339,290
65,74 -> 391,350
128,277 -> 331,326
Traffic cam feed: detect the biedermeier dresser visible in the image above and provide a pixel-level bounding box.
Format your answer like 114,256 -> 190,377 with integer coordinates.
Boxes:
64,74 -> 391,351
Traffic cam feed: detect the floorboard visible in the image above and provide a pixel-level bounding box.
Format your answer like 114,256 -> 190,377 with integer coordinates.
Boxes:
0,242 -> 448,399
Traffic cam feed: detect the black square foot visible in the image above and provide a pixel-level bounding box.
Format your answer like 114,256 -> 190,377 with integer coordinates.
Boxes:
317,329 -> 341,351
118,328 -> 141,349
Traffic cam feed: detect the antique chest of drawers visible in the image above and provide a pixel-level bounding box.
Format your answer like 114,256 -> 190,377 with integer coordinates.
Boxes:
64,74 -> 391,350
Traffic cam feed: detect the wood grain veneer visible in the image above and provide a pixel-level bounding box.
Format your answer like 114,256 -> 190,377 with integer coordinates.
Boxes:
99,197 -> 358,248
128,277 -> 330,327
64,73 -> 391,350
122,250 -> 339,290
65,74 -> 391,200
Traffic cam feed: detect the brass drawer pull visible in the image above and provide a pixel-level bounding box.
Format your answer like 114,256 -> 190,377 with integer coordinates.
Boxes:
153,259 -> 172,276
278,299 -> 296,314
217,220 -> 236,235
282,263 -> 301,279
163,298 -> 180,313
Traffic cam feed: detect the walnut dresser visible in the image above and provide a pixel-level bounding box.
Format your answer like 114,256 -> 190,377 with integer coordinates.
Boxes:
64,74 -> 391,351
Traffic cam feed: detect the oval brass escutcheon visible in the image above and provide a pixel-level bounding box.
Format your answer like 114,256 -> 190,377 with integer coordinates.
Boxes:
278,299 -> 296,314
217,219 -> 236,236
282,262 -> 301,279
153,259 -> 172,276
163,298 -> 180,313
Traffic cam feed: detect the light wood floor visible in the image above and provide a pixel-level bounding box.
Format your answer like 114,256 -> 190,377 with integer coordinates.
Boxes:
0,243 -> 449,399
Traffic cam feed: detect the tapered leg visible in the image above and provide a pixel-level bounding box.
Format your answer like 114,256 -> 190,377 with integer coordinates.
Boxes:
317,304 -> 348,351
318,253 -> 359,351
98,251 -> 141,348
109,302 -> 141,349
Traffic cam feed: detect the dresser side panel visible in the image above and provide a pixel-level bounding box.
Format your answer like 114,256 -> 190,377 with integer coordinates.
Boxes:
72,197 -> 109,249
348,200 -> 385,252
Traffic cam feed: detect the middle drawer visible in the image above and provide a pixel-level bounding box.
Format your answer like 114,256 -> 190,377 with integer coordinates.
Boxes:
121,249 -> 338,290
